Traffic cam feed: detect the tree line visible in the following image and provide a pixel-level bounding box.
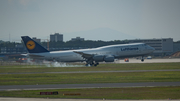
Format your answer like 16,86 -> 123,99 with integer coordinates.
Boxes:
0,40 -> 128,50
1,39 -> 180,50
0,41 -> 16,48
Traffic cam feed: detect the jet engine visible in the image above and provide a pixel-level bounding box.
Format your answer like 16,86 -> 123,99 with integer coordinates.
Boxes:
93,55 -> 104,62
93,55 -> 114,62
104,55 -> 114,62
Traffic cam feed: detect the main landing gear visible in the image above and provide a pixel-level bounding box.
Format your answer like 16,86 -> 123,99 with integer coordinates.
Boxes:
85,60 -> 99,66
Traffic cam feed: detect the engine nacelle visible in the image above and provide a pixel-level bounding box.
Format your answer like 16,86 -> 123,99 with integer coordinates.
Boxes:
93,55 -> 114,62
93,55 -> 104,62
104,55 -> 114,62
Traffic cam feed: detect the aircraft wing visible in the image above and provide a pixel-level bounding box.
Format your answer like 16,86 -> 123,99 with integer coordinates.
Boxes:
73,51 -> 93,59
22,54 -> 44,58
21,54 -> 28,56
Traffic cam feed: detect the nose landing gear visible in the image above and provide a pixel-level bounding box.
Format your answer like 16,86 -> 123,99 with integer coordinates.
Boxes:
141,56 -> 144,62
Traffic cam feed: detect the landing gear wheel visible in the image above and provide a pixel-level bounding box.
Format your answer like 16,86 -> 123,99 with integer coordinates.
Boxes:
94,62 -> 99,66
141,56 -> 144,62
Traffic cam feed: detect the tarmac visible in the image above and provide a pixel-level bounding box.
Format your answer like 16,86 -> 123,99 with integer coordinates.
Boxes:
1,82 -> 180,91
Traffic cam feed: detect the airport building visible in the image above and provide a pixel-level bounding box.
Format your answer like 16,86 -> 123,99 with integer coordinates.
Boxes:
128,38 -> 173,55
50,33 -> 63,42
70,37 -> 85,41
173,42 -> 180,52
0,44 -> 27,54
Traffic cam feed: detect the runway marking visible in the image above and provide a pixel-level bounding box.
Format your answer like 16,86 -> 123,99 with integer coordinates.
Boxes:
1,69 -> 180,75
0,82 -> 180,91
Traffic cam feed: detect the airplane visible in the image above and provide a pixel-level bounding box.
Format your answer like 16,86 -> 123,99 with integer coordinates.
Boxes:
21,36 -> 155,66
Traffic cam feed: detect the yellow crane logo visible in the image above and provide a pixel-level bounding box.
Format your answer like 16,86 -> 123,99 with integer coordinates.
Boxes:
26,40 -> 35,50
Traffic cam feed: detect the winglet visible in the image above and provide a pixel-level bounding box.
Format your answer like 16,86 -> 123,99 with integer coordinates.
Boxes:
21,36 -> 49,53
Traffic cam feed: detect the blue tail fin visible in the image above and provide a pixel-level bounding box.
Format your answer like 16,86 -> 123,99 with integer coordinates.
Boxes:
21,36 -> 49,53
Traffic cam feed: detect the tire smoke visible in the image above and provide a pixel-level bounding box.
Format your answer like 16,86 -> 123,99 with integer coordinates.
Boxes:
45,62 -> 84,67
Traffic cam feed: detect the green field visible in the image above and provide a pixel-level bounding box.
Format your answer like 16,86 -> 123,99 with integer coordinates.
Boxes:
0,63 -> 180,85
0,71 -> 180,85
0,62 -> 180,99
0,62 -> 180,73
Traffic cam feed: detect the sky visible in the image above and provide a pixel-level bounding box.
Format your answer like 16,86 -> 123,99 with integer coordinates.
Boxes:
0,0 -> 180,42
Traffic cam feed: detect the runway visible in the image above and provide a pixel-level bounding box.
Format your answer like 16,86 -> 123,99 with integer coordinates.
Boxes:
1,98 -> 179,101
1,69 -> 180,75
1,82 -> 180,91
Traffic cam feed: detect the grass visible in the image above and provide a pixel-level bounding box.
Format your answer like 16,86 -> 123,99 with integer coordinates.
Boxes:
0,62 -> 180,99
0,62 -> 180,73
0,71 -> 180,85
0,87 -> 180,99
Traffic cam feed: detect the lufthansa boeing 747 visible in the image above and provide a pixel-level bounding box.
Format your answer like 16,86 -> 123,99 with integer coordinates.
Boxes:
21,36 -> 155,66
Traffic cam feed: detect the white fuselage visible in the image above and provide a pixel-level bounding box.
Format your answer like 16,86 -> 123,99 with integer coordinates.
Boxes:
28,43 -> 155,62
